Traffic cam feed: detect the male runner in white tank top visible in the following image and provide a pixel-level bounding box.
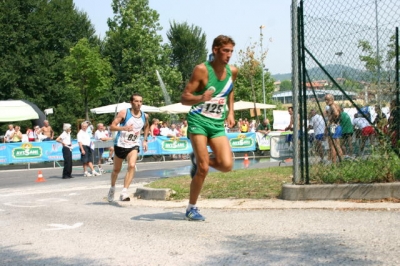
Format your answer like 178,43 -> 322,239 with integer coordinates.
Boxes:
107,93 -> 150,202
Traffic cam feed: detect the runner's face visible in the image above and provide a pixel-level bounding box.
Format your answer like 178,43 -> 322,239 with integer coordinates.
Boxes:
131,96 -> 143,111
214,44 -> 234,64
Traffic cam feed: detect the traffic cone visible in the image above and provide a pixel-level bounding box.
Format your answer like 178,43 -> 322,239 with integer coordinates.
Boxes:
243,153 -> 250,168
35,170 -> 46,182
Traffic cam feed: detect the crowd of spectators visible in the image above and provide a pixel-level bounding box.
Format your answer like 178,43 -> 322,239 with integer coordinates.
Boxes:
2,120 -> 54,143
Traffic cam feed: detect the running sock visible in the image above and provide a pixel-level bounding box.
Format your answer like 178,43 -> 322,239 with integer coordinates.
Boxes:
187,204 -> 196,212
122,188 -> 128,193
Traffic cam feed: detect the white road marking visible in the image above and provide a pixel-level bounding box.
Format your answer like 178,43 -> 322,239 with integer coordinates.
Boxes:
4,202 -> 45,208
37,198 -> 68,202
45,222 -> 83,231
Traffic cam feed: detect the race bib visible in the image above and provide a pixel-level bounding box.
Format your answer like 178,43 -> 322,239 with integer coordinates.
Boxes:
201,97 -> 225,119
123,131 -> 139,143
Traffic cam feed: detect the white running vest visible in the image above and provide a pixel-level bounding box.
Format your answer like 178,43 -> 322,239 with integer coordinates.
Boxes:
114,109 -> 145,148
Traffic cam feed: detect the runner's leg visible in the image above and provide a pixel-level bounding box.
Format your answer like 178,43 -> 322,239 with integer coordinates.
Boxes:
111,155 -> 124,187
123,149 -> 138,189
208,135 -> 233,172
189,133 -> 209,205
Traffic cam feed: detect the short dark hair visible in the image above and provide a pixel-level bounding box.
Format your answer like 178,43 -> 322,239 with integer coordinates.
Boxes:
130,93 -> 142,102
212,35 -> 235,54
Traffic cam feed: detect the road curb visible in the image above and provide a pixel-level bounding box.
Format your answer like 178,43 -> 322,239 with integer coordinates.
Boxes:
281,182 -> 400,201
134,187 -> 175,200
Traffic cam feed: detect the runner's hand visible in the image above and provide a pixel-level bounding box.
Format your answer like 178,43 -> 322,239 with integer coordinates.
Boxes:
201,89 -> 213,102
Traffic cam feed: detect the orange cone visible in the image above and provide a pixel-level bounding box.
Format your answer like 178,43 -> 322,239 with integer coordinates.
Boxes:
35,170 -> 46,182
243,153 -> 250,168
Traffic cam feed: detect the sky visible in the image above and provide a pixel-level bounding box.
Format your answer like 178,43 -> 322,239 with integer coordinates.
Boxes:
73,0 -> 293,75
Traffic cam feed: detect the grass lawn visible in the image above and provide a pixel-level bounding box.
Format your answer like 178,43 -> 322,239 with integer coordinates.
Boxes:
146,166 -> 293,200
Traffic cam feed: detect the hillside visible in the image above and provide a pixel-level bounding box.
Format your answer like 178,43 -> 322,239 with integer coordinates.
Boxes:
272,64 -> 369,81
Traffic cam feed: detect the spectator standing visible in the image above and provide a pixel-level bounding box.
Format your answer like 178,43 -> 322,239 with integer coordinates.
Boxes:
33,126 -> 41,142
4,124 -> 14,143
38,120 -> 54,141
353,113 -> 375,155
308,109 -> 325,161
86,121 -> 94,138
94,123 -> 114,173
373,105 -> 388,134
170,123 -> 180,137
388,100 -> 400,148
240,119 -> 248,133
340,108 -> 354,158
160,122 -> 174,137
78,121 -> 100,177
325,94 -> 343,163
150,118 -> 160,137
56,123 -> 73,179
249,120 -> 257,133
180,120 -> 188,137
10,125 -> 23,143
26,126 -> 35,142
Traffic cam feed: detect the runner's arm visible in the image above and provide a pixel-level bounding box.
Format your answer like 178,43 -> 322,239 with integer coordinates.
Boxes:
181,64 -> 212,106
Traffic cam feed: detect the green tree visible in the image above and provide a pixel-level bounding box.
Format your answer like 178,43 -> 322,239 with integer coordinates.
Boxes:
0,0 -> 97,132
235,42 -> 274,121
358,37 -> 399,104
104,0 -> 181,106
280,80 -> 292,91
167,21 -> 207,85
64,38 -> 113,120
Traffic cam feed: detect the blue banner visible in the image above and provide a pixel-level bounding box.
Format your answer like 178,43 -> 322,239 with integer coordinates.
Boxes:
0,140 -> 81,165
0,132 -> 257,165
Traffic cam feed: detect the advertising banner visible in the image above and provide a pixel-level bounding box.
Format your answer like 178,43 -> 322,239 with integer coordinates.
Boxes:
0,132 -> 257,165
0,141 -> 81,165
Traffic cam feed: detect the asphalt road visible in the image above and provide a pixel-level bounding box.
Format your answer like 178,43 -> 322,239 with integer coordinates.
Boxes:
1,160 -> 399,266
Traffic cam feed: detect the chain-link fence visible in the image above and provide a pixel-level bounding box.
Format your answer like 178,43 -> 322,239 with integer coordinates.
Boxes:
291,0 -> 400,184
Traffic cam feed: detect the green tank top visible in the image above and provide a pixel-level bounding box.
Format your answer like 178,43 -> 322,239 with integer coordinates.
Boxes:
187,61 -> 233,123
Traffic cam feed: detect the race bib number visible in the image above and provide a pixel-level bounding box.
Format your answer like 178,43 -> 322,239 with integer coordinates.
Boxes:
124,131 -> 138,143
201,97 -> 225,119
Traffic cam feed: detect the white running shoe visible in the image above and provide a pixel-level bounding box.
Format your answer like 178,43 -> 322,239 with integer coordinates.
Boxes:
84,171 -> 92,177
107,187 -> 115,202
107,158 -> 113,165
119,191 -> 130,201
99,168 -> 106,174
92,171 -> 101,176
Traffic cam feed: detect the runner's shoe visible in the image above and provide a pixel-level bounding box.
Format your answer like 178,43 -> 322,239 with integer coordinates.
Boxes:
84,171 -> 92,177
92,171 -> 101,176
189,153 -> 197,179
185,207 -> 205,221
119,192 -> 130,201
107,187 -> 115,202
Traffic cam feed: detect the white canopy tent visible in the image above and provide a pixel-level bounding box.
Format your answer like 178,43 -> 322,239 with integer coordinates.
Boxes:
159,100 -> 276,114
0,100 -> 39,122
233,100 -> 276,110
159,103 -> 191,114
90,102 -> 161,115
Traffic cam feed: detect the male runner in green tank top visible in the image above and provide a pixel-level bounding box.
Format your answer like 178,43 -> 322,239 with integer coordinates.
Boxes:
181,35 -> 238,221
